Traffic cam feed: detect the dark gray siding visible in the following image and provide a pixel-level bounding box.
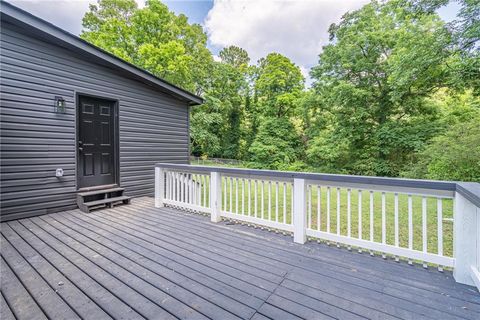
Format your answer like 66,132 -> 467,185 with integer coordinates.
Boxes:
0,21 -> 190,221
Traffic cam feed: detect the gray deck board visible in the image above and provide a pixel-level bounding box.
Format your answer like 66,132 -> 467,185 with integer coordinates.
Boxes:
132,200 -> 480,303
0,256 -> 47,320
50,213 -> 263,312
117,201 -> 480,309
0,234 -> 80,320
133,201 -> 473,291
0,291 -> 16,320
1,197 -> 479,320
102,202 -> 480,319
1,223 -> 111,319
7,220 -> 142,320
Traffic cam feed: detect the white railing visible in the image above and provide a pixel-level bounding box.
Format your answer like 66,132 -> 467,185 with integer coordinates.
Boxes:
155,164 -> 480,290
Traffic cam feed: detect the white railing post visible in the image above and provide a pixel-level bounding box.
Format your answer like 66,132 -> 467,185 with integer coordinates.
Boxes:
210,171 -> 222,223
293,178 -> 307,244
155,167 -> 165,208
453,192 -> 480,288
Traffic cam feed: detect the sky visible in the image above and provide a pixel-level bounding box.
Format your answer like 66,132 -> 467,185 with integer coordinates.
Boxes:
8,0 -> 461,84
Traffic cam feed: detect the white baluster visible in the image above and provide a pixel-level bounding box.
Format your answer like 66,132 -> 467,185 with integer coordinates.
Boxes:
210,171 -> 222,223
308,185 -> 312,229
408,195 -> 413,264
268,181 -> 272,221
242,178 -> 245,215
235,178 -> 239,214
437,198 -> 443,258
347,189 -> 351,238
358,190 -> 362,239
154,167 -> 165,208
283,182 -> 287,224
261,180 -> 265,220
317,186 -> 321,231
248,179 -> 251,216
336,188 -> 341,236
381,192 -> 386,258
293,178 -> 307,244
327,187 -> 331,233
223,176 -> 227,210
275,182 -> 279,222
254,180 -> 258,218
422,197 -> 428,268
229,177 -> 233,213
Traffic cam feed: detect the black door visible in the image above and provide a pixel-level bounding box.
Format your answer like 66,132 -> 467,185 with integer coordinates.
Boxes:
77,96 -> 117,189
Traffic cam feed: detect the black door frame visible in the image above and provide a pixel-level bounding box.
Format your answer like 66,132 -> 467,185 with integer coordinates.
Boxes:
75,92 -> 120,190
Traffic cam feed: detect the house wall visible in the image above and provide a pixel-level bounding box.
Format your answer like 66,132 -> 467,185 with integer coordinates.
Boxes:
0,21 -> 190,221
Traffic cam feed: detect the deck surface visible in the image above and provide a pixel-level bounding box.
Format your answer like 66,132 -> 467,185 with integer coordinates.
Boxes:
1,197 -> 479,320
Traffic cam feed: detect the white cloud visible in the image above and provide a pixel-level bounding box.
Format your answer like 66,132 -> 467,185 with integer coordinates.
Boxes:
205,0 -> 369,84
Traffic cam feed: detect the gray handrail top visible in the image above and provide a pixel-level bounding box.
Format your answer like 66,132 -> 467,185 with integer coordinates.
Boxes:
156,163 -> 480,207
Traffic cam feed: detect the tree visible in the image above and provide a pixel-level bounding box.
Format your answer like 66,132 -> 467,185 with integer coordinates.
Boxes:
403,114 -> 480,181
309,0 -> 453,176
254,53 -> 304,118
450,0 -> 480,93
81,0 -> 212,93
191,48 -> 249,158
248,117 -> 302,169
219,46 -> 250,70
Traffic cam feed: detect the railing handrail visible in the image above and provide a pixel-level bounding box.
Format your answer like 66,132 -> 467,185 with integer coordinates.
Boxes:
156,163 -> 480,205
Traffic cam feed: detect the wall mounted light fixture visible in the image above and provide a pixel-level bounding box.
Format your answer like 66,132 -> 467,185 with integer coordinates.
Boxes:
54,96 -> 66,113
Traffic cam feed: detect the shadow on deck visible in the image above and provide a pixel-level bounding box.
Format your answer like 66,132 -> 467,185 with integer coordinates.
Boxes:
1,197 -> 479,320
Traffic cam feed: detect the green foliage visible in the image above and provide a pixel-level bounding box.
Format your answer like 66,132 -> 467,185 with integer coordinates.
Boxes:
82,0 -> 212,93
403,114 -> 480,181
81,0 -> 479,182
402,90 -> 480,181
191,61 -> 247,158
309,0 -> 453,176
248,117 -> 302,169
254,53 -> 304,118
219,46 -> 250,70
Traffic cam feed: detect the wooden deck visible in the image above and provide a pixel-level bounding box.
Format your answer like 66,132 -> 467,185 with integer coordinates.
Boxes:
1,197 -> 479,320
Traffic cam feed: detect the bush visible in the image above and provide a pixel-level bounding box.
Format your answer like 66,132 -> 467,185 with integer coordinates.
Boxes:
402,115 -> 480,182
248,117 -> 302,169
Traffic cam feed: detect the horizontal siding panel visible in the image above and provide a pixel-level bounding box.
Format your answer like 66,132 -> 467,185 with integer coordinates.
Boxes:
1,144 -> 73,152
1,158 -> 74,166
0,198 -> 77,216
1,190 -> 77,206
0,130 -> 74,139
0,137 -> 74,146
1,176 -> 75,187
0,49 -> 189,115
1,122 -> 75,133
0,21 -> 191,220
0,114 -> 74,127
1,164 -> 76,174
1,107 -> 76,122
0,151 -> 75,158
1,170 -> 75,181
1,180 -> 75,193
